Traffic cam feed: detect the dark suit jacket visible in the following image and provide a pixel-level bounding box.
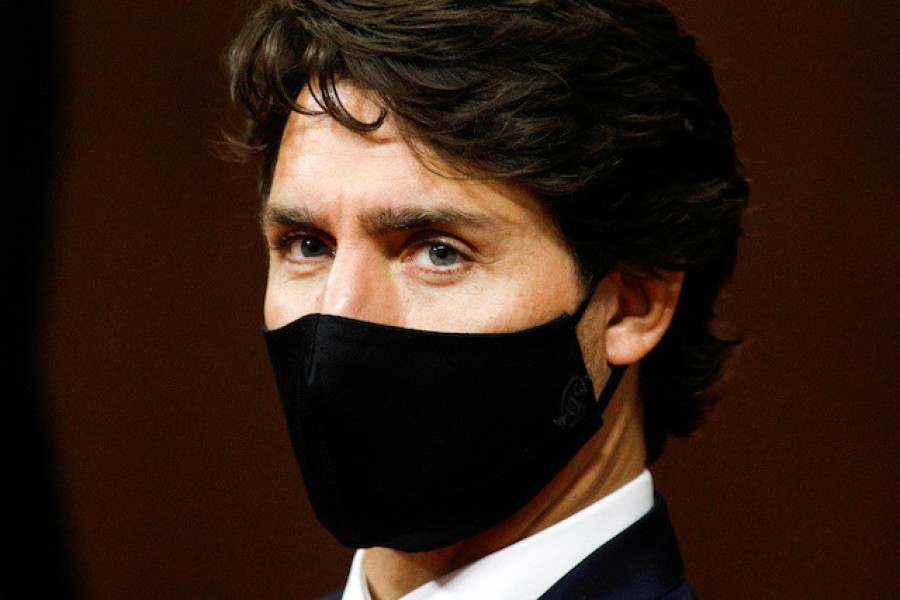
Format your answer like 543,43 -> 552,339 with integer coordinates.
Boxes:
538,494 -> 694,599
320,494 -> 694,599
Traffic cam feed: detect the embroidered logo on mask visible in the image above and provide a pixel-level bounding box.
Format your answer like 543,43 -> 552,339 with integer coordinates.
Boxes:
553,376 -> 592,429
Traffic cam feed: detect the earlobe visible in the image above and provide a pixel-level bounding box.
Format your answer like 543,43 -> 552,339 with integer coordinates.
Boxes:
604,270 -> 684,366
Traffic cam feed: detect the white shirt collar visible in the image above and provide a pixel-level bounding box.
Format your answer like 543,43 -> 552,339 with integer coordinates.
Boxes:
341,469 -> 653,600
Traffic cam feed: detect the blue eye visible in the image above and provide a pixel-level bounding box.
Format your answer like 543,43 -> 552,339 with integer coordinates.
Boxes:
428,244 -> 460,266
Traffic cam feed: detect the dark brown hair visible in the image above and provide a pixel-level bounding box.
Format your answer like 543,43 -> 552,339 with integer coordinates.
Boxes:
225,0 -> 749,462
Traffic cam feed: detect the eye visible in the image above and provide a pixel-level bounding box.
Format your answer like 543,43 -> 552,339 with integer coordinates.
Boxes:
427,243 -> 460,266
281,233 -> 334,262
407,239 -> 471,275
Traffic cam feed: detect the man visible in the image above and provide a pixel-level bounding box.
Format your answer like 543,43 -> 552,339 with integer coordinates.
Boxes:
226,1 -> 747,598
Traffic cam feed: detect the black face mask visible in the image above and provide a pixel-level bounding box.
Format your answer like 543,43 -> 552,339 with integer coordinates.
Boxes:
263,292 -> 626,552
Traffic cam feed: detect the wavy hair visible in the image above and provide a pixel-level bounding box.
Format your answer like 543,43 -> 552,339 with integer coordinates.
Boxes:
225,0 -> 749,462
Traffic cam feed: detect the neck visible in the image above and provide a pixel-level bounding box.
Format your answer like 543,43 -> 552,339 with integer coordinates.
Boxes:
363,368 -> 646,600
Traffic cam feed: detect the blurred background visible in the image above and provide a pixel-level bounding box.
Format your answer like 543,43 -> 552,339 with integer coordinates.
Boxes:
6,0 -> 899,598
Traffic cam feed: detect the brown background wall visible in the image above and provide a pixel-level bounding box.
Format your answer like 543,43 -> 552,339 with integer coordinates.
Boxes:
28,0 -> 900,598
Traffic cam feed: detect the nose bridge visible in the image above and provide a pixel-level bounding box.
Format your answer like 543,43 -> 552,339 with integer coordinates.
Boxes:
320,242 -> 392,323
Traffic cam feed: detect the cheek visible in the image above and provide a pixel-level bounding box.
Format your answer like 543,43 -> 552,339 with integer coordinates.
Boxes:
420,256 -> 581,334
262,288 -> 289,331
502,252 -> 583,325
263,277 -> 321,330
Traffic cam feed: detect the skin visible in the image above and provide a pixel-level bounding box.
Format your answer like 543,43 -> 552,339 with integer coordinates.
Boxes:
262,85 -> 683,600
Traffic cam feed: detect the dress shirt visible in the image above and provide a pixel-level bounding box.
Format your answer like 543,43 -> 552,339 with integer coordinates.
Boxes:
341,469 -> 654,600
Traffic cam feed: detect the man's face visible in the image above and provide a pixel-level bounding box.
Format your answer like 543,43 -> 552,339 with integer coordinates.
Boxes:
262,85 -> 586,336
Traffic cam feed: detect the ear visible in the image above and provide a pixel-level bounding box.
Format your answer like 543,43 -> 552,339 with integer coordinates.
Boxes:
604,270 -> 684,366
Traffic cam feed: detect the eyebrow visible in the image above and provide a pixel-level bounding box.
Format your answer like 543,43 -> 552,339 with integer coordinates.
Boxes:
359,206 -> 497,236
260,203 -> 500,236
259,204 -> 318,231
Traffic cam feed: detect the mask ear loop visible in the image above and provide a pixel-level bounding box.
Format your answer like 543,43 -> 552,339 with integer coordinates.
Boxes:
570,269 -> 629,406
596,363 -> 627,408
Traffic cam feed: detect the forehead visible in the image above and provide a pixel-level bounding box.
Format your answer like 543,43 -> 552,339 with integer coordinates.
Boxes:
269,85 -> 562,235
276,89 -> 423,187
